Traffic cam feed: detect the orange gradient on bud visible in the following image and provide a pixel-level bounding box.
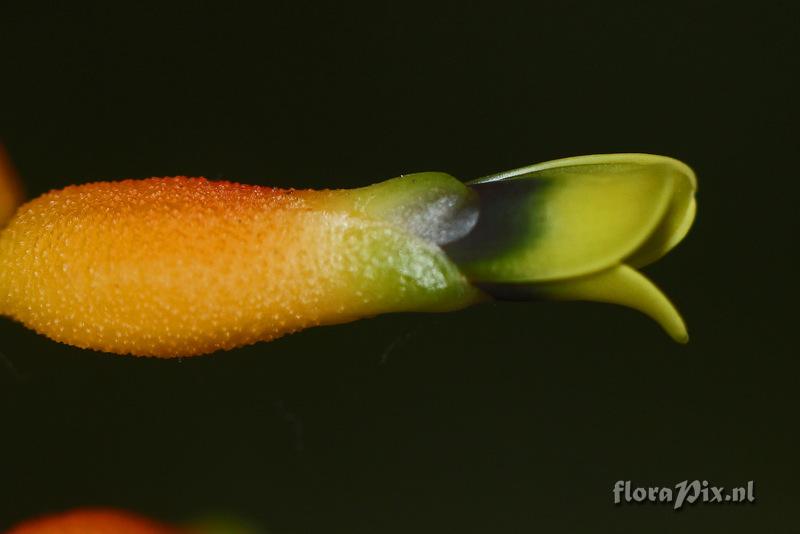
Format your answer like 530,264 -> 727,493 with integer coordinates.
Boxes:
0,177 -> 474,357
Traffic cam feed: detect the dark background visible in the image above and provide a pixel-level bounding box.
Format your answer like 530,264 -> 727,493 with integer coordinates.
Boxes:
1,2 -> 797,532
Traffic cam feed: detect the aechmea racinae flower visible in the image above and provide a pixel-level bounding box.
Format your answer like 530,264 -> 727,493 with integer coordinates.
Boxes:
0,153 -> 696,357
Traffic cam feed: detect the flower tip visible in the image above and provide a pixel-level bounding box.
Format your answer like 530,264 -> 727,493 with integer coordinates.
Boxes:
665,313 -> 689,345
450,153 -> 696,343
535,264 -> 689,344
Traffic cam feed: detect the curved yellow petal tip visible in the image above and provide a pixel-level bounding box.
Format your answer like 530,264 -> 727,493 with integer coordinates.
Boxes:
536,264 -> 689,343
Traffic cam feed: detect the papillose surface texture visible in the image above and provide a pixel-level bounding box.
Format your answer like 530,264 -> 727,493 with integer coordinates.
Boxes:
0,154 -> 696,357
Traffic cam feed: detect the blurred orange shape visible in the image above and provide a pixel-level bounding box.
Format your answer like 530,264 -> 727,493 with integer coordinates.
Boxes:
5,508 -> 183,534
0,145 -> 23,227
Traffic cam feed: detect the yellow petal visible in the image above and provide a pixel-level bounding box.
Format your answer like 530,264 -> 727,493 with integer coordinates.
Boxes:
534,263 -> 688,343
625,156 -> 697,267
452,153 -> 694,283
